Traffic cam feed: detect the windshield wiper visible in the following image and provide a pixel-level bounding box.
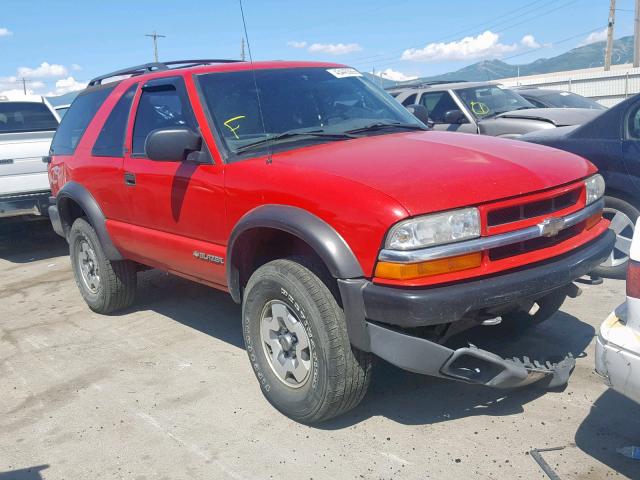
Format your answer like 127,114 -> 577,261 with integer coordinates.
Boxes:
234,129 -> 356,153
345,122 -> 428,134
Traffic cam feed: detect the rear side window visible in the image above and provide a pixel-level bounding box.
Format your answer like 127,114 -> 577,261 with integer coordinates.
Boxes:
92,84 -> 137,157
132,80 -> 197,156
0,102 -> 58,133
50,86 -> 114,155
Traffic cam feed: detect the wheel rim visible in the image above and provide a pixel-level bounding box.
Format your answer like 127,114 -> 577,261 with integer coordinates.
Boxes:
77,238 -> 100,293
602,207 -> 635,268
259,300 -> 312,388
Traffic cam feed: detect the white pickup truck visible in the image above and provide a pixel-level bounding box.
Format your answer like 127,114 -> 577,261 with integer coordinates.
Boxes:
0,93 -> 60,219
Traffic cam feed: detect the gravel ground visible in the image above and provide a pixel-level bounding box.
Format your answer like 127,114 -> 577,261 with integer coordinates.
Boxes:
1,221 -> 639,480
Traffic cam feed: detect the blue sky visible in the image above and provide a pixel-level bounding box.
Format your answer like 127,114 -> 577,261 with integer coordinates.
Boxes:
0,0 -> 634,96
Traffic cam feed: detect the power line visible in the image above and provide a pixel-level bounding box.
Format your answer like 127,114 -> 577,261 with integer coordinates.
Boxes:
350,0 -> 582,69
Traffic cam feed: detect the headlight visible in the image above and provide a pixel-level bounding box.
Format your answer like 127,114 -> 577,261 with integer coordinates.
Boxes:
386,207 -> 480,250
585,174 -> 605,205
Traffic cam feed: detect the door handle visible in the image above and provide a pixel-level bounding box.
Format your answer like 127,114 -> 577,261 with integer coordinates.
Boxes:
124,172 -> 136,186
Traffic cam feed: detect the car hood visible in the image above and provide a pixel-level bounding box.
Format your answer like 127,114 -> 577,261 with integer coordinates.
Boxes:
273,131 -> 595,216
495,108 -> 602,127
521,125 -> 580,144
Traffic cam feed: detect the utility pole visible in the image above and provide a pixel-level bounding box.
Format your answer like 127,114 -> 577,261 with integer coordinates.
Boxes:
145,30 -> 166,63
635,0 -> 640,67
240,37 -> 246,61
19,78 -> 32,95
605,0 -> 616,70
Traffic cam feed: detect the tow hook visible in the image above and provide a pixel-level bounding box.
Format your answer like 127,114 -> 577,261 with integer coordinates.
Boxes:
565,282 -> 582,298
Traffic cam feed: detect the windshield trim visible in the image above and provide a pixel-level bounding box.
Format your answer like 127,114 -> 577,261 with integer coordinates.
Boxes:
193,68 -> 424,164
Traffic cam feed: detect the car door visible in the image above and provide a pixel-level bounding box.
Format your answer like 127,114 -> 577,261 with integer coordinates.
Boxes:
121,75 -> 227,287
621,99 -> 640,198
418,91 -> 477,133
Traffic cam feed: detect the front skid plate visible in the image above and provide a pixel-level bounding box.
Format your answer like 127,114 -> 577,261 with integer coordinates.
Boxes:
368,322 -> 576,389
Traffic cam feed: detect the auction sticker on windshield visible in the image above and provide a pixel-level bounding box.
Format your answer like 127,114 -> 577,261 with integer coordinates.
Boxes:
327,68 -> 362,78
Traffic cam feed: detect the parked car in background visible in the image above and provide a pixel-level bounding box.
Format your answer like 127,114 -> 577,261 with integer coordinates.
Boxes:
54,104 -> 71,119
0,93 -> 60,219
387,81 -> 601,138
596,218 -> 640,405
48,60 -> 613,423
522,93 -> 640,278
515,87 -> 606,110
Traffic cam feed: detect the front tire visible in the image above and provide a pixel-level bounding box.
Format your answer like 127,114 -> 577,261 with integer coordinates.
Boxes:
591,195 -> 638,279
69,217 -> 137,314
242,259 -> 372,424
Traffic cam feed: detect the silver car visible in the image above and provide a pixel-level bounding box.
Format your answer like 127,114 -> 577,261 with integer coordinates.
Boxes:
388,81 -> 602,138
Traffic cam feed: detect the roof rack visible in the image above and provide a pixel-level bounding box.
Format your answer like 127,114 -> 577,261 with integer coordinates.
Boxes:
88,59 -> 244,87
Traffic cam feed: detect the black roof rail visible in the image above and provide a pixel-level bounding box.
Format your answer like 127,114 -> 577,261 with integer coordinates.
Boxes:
387,79 -> 470,90
88,59 -> 244,87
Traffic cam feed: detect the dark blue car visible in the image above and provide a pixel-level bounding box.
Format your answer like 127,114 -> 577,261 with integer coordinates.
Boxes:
523,94 -> 640,278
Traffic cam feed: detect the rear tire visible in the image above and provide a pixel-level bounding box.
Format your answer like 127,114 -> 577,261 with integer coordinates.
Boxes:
69,217 -> 137,314
242,258 -> 372,424
591,195 -> 638,279
501,290 -> 567,329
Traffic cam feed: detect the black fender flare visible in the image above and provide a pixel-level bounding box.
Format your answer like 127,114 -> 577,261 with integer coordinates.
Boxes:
56,181 -> 124,261
226,205 -> 370,349
227,205 -> 364,303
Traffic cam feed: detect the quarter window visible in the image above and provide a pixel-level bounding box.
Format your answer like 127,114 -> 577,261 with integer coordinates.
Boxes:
132,80 -> 197,156
92,84 -> 137,157
401,93 -> 417,106
50,86 -> 114,155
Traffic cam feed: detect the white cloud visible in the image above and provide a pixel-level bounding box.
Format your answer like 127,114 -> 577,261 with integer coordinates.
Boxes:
18,62 -> 68,78
287,41 -> 307,49
373,68 -> 418,82
401,31 -> 519,62
46,76 -> 87,96
71,63 -> 82,71
308,43 -> 362,55
0,27 -> 12,37
521,35 -> 540,49
579,28 -> 608,47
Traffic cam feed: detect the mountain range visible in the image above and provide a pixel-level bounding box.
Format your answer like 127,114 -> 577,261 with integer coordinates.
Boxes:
365,36 -> 634,87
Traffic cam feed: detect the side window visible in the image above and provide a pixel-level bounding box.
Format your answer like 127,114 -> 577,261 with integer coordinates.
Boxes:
50,86 -> 114,155
132,80 -> 197,156
92,84 -> 137,157
401,93 -> 417,106
627,104 -> 640,140
420,92 -> 460,123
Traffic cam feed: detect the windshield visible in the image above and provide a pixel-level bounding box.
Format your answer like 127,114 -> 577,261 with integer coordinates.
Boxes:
536,91 -> 606,110
456,85 -> 534,119
0,101 -> 59,133
197,67 -> 423,156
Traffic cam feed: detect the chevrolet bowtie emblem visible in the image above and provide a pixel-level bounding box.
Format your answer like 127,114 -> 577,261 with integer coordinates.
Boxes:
539,217 -> 565,237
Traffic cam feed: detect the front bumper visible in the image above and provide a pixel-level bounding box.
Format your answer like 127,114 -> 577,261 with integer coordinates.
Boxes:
338,229 -> 614,390
0,190 -> 50,218
364,229 -> 615,328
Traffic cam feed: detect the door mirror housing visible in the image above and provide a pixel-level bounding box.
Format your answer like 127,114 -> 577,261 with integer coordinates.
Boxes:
145,127 -> 203,162
443,109 -> 469,124
405,104 -> 433,128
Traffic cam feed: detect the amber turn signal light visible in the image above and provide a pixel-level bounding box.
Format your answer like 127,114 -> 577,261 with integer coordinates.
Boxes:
375,252 -> 482,280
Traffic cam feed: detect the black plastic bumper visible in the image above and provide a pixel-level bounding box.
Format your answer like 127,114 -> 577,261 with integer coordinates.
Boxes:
362,229 -> 615,328
0,191 -> 50,218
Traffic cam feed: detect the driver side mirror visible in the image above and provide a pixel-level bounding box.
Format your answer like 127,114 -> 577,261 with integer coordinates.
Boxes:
405,104 -> 433,128
443,109 -> 469,125
145,127 -> 203,162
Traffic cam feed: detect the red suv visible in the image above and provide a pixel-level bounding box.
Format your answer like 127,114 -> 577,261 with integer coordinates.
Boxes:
47,59 -> 614,423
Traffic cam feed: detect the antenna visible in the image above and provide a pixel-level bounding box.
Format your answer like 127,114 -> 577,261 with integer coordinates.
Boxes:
238,0 -> 271,163
240,37 -> 246,61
